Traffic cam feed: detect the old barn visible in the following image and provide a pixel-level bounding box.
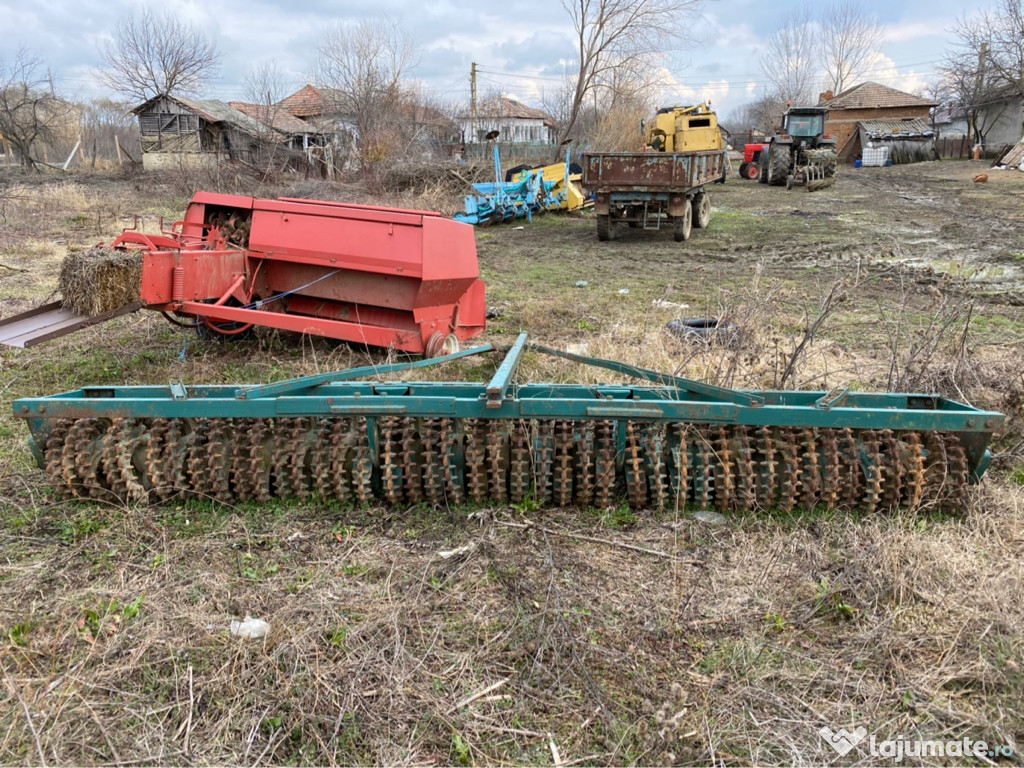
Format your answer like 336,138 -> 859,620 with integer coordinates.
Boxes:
133,94 -> 278,170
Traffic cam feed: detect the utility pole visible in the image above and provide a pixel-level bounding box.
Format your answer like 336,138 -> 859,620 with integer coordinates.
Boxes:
470,62 -> 478,143
972,42 -> 988,146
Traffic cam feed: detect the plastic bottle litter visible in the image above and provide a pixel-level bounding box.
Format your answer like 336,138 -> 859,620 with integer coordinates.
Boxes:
230,616 -> 270,639
618,288 -> 630,295
692,510 -> 727,526
575,280 -> 588,288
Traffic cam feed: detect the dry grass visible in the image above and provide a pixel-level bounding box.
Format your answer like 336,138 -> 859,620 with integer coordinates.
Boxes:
2,164 -> 1024,765
0,482 -> 1020,766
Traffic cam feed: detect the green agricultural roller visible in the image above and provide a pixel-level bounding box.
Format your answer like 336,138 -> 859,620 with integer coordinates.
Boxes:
12,334 -> 1004,513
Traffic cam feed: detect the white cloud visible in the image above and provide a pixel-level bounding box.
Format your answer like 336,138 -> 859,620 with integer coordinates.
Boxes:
880,19 -> 955,44
863,51 -> 932,95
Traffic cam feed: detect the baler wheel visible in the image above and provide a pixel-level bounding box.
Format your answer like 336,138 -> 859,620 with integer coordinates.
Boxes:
425,332 -> 460,358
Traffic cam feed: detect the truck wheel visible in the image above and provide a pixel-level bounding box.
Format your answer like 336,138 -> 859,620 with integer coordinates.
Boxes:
597,214 -> 614,241
745,162 -> 760,180
673,204 -> 692,242
769,143 -> 790,186
691,192 -> 710,229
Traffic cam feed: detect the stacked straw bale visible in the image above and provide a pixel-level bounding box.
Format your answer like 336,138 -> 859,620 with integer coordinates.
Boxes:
59,248 -> 143,316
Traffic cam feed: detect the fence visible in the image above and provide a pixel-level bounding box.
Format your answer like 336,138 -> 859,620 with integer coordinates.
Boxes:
935,137 -> 972,159
454,142 -> 562,169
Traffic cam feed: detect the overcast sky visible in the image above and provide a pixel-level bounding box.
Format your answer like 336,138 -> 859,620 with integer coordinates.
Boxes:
1,0 -> 973,121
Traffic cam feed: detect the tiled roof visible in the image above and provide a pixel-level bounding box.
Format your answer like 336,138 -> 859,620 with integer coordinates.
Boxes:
279,85 -> 322,117
278,85 -> 347,118
821,82 -> 938,110
229,102 -> 315,135
471,96 -> 556,126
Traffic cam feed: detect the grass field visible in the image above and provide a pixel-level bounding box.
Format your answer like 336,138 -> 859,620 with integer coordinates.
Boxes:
0,162 -> 1022,766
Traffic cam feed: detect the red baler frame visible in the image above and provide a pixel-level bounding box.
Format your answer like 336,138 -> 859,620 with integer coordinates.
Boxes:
123,193 -> 486,355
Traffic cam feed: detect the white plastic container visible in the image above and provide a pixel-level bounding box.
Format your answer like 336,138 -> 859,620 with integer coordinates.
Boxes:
862,146 -> 889,167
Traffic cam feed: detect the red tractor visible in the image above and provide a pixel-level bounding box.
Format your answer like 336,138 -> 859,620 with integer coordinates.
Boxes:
738,142 -> 769,180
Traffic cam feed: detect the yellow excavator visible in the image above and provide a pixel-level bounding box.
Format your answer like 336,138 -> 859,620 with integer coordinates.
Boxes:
642,102 -> 726,153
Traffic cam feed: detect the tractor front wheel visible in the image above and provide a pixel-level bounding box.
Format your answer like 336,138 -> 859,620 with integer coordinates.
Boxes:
673,203 -> 692,242
745,162 -> 760,180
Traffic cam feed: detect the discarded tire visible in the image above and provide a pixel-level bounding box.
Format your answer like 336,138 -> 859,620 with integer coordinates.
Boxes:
665,317 -> 739,345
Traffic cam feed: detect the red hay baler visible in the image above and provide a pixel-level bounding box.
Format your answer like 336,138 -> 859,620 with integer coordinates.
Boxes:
0,193 -> 487,355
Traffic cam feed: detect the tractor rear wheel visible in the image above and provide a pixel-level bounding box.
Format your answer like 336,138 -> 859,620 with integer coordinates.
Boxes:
758,153 -> 769,184
744,162 -> 760,180
691,192 -> 710,229
769,143 -> 790,186
597,214 -> 614,241
673,203 -> 692,242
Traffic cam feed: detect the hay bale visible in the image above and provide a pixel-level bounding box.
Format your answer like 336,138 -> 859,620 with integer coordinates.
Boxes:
59,248 -> 143,316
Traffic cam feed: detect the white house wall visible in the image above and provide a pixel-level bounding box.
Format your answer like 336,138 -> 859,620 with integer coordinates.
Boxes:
460,118 -> 555,144
982,99 -> 1024,147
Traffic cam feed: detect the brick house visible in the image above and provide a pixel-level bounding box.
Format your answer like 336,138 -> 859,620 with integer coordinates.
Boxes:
818,82 -> 938,161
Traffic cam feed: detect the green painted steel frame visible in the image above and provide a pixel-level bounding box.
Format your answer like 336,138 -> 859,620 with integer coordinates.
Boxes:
13,332 -> 1004,476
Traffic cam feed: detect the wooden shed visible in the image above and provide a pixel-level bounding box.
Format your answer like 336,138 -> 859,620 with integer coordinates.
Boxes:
858,118 -> 938,164
819,83 -> 938,161
133,94 -> 279,170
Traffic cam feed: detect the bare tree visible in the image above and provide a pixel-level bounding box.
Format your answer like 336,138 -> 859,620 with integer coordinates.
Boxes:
953,0 -> 1024,102
748,92 -> 791,132
243,61 -> 288,112
553,0 -> 702,158
99,8 -> 220,101
80,98 -> 137,168
240,61 -> 290,168
940,48 -> 1010,146
760,7 -> 818,105
820,0 -> 882,94
0,48 -> 72,170
312,18 -> 418,168
951,0 -> 1024,142
545,61 -> 657,151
